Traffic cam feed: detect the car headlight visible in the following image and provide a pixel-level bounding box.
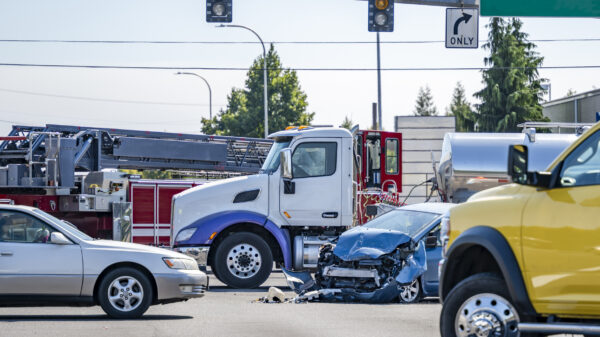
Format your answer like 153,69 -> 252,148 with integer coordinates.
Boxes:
175,228 -> 197,242
163,257 -> 199,270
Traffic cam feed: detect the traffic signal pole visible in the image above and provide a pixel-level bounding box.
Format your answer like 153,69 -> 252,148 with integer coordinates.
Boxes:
376,32 -> 383,131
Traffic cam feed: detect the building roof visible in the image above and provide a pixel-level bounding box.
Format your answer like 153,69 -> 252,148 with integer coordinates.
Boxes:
542,88 -> 600,108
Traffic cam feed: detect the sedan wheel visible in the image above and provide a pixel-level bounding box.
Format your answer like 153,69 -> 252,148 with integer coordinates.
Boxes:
98,267 -> 153,319
107,276 -> 144,312
399,279 -> 422,303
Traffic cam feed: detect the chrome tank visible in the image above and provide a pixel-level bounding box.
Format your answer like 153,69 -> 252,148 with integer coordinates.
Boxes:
438,131 -> 578,203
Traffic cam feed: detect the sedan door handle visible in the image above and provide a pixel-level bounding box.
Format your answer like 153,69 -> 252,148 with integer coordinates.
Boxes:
322,212 -> 338,219
0,251 -> 13,257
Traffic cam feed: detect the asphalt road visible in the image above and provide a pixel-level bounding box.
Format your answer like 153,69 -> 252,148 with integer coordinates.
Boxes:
0,270 -> 444,337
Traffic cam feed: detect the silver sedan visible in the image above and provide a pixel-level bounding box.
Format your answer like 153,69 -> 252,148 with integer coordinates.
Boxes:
0,204 -> 208,318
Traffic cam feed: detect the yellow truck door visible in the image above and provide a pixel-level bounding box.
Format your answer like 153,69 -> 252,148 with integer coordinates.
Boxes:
522,129 -> 600,316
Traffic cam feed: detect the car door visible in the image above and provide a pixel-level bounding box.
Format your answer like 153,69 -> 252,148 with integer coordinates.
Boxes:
421,224 -> 442,296
0,210 -> 83,295
522,129 -> 600,315
279,139 -> 342,227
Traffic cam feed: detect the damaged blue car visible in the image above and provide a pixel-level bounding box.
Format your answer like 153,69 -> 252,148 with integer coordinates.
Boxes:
283,203 -> 456,303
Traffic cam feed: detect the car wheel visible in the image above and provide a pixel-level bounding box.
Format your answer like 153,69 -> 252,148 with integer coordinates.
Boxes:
399,279 -> 422,303
440,273 -> 541,337
213,232 -> 272,288
98,267 -> 153,319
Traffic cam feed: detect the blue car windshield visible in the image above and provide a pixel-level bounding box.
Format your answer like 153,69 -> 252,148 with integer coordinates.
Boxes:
362,209 -> 439,238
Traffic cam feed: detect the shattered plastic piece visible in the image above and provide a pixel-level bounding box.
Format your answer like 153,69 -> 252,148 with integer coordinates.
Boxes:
267,286 -> 285,303
396,241 -> 427,285
282,269 -> 317,294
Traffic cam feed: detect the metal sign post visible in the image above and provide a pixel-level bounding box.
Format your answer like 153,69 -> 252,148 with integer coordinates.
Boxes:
445,8 -> 479,49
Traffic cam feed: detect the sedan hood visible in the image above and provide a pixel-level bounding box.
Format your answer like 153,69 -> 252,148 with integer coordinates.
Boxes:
85,240 -> 189,259
333,227 -> 412,261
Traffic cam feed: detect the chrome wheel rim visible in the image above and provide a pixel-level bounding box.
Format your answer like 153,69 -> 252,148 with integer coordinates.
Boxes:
226,243 -> 262,279
400,279 -> 420,302
455,293 -> 520,337
107,276 -> 144,312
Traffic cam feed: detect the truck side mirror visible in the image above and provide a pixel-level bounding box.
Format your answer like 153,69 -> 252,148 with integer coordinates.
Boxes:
280,148 -> 293,179
425,235 -> 438,249
507,145 -> 529,185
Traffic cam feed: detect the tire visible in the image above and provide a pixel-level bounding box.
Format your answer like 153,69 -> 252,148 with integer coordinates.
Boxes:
440,273 -> 538,337
399,278 -> 422,303
212,232 -> 273,288
97,267 -> 153,319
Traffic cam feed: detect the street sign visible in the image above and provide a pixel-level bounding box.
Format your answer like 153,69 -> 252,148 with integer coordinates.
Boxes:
445,8 -> 479,49
481,0 -> 600,17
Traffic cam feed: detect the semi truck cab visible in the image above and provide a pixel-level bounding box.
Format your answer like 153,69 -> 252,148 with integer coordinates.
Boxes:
171,127 -> 354,288
172,126 -> 403,288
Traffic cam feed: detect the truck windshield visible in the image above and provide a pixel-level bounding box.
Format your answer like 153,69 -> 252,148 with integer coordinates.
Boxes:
261,139 -> 291,173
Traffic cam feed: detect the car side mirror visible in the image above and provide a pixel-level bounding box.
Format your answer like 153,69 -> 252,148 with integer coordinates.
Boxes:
50,232 -> 72,245
425,236 -> 438,249
280,148 -> 293,180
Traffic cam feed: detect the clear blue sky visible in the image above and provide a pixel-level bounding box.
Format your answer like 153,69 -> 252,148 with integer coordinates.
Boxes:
0,0 -> 598,136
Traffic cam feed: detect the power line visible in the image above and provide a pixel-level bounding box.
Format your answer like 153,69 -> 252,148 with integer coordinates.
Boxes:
0,62 -> 599,71
0,87 -> 226,107
0,38 -> 598,44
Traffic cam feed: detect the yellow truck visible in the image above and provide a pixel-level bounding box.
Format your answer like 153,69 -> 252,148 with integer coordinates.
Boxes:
439,122 -> 600,337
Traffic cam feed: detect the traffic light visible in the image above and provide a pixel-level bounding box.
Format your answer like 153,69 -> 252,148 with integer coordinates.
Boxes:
368,0 -> 394,32
206,0 -> 232,23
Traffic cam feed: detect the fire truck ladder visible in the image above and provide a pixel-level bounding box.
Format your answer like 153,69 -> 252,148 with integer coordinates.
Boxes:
0,124 -> 273,189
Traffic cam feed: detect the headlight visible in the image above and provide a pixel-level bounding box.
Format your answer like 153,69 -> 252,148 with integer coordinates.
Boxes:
175,228 -> 197,242
163,257 -> 199,270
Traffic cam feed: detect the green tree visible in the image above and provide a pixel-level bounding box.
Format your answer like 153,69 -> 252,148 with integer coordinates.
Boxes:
474,18 -> 549,132
565,88 -> 577,97
447,82 -> 477,132
340,116 -> 353,130
413,85 -> 438,116
202,45 -> 314,138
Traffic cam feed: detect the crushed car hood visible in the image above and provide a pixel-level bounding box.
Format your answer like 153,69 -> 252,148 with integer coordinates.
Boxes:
333,227 -> 413,261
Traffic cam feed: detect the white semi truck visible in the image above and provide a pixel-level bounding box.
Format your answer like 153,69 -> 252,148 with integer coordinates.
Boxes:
171,126 -> 404,288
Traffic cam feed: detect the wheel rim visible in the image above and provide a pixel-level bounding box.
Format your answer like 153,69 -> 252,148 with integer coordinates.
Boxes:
455,293 -> 520,337
226,243 -> 262,279
400,279 -> 420,302
107,276 -> 144,312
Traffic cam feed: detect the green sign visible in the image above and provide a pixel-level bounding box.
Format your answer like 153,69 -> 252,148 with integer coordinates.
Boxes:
481,0 -> 600,17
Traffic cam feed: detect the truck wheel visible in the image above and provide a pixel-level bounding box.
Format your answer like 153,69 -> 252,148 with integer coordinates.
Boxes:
440,273 -> 537,337
399,278 -> 422,303
97,267 -> 153,319
213,232 -> 273,288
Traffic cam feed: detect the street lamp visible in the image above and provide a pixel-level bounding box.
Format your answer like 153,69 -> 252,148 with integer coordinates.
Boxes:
175,72 -> 213,120
217,24 -> 269,138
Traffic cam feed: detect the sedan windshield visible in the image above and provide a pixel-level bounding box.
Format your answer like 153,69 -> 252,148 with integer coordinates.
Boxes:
362,209 -> 439,238
32,208 -> 93,241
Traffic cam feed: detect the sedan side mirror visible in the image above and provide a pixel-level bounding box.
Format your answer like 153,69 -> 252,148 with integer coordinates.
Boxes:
50,232 -> 72,245
425,236 -> 438,249
280,148 -> 293,179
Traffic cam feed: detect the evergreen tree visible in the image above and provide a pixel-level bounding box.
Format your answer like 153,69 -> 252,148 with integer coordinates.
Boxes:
340,116 -> 353,130
413,85 -> 438,116
474,18 -> 548,132
565,89 -> 577,97
202,45 -> 314,138
447,82 -> 477,132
